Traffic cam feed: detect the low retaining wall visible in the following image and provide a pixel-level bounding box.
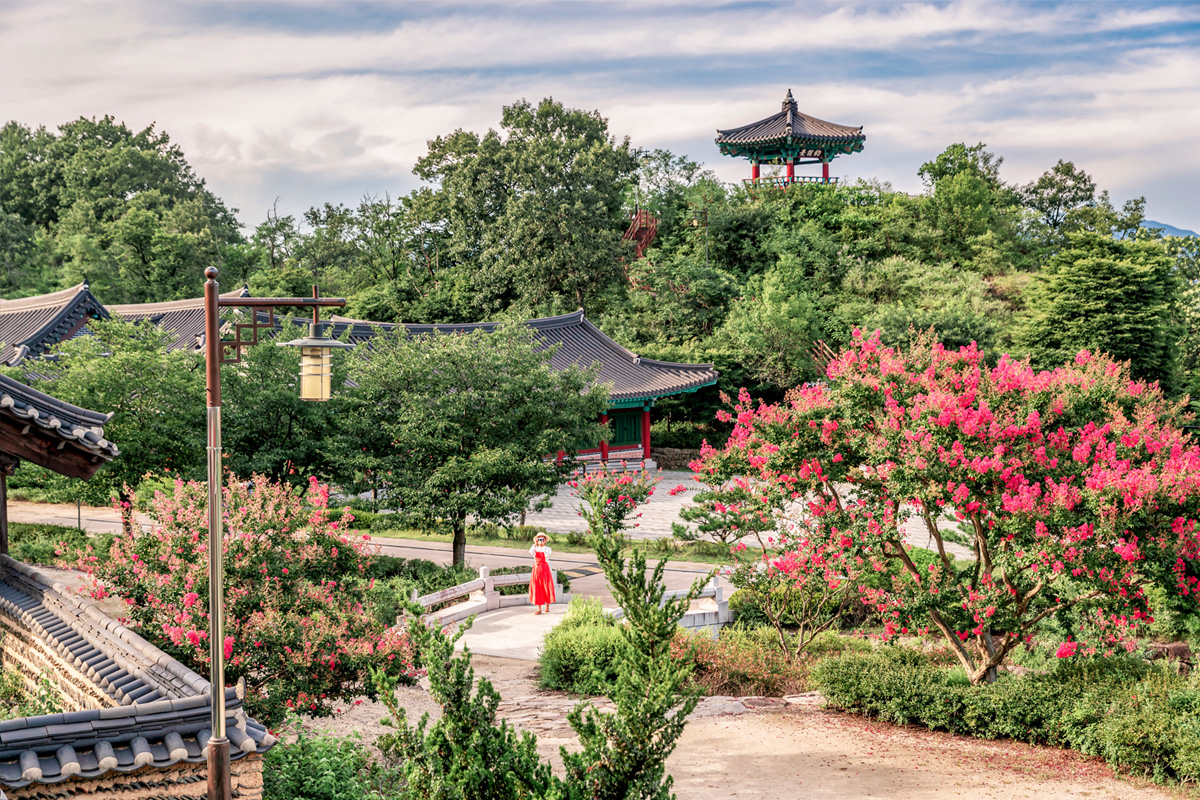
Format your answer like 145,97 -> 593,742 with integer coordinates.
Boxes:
651,447 -> 702,471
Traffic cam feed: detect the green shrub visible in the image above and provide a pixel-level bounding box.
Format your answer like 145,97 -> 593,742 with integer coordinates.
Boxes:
263,722 -> 385,800
812,647 -> 1200,788
505,525 -> 551,543
324,507 -> 380,530
538,598 -> 627,695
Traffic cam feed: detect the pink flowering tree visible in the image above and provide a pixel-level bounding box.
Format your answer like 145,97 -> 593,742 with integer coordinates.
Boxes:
697,331 -> 1200,684
67,474 -> 416,725
688,432 -> 871,663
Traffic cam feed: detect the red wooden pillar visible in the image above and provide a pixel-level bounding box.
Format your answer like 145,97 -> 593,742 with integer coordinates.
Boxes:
786,158 -> 795,183
599,413 -> 609,462
641,407 -> 651,459
556,450 -> 564,464
822,160 -> 830,183
751,161 -> 760,181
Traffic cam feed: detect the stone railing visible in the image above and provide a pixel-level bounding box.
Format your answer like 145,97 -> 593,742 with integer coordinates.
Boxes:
409,566 -> 571,627
608,576 -> 731,638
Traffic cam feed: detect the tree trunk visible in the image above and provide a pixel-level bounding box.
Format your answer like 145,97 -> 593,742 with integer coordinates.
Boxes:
118,489 -> 135,537
452,525 -> 466,568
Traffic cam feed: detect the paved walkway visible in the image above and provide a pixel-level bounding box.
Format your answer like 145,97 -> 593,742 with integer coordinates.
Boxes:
522,468 -> 702,539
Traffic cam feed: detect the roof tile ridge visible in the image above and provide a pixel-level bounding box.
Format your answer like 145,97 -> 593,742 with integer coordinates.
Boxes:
716,109 -> 787,138
109,287 -> 245,315
633,355 -> 719,372
0,374 -> 113,428
0,284 -> 89,313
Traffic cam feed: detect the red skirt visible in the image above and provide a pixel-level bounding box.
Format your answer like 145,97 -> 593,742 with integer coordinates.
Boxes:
529,553 -> 555,605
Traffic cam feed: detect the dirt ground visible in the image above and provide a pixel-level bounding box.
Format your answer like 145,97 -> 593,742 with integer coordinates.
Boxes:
302,655 -> 1176,800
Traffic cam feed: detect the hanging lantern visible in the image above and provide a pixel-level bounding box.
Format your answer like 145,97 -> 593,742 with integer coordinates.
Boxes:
278,323 -> 354,402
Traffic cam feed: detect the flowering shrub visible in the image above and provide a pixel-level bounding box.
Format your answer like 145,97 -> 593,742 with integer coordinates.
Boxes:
569,467 -> 659,538
67,475 -> 416,725
697,332 -> 1200,684
673,626 -> 811,697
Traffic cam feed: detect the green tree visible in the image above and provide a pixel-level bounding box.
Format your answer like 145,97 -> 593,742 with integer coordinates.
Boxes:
336,323 -> 608,566
720,268 -> 823,388
15,318 -> 205,515
564,469 -> 707,799
1016,232 -> 1179,388
220,322 -> 350,484
415,98 -> 639,318
1020,159 -> 1096,234
0,116 -> 242,303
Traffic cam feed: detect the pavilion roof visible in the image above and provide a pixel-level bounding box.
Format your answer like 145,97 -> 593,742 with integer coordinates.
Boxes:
328,310 -> 719,404
0,284 -> 108,366
0,375 -> 119,478
715,89 -> 865,161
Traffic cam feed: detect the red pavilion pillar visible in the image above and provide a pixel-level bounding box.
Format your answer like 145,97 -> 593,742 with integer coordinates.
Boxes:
786,158 -> 795,183
822,160 -> 830,183
641,407 -> 651,459
599,413 -> 609,462
751,161 -> 760,181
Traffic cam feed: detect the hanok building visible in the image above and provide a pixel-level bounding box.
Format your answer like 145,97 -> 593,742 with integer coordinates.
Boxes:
716,89 -> 865,187
0,376 -> 274,798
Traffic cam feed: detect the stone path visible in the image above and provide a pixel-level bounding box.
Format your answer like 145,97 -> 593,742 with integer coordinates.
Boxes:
524,468 -> 703,539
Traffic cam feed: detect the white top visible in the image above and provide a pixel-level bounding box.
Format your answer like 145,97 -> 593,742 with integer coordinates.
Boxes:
529,544 -> 552,558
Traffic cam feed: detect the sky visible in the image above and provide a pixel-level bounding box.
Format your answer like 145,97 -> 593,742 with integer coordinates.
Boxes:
2,0 -> 1198,232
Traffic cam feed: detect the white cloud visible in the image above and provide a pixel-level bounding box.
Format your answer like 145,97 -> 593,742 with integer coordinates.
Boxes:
0,0 -> 1195,229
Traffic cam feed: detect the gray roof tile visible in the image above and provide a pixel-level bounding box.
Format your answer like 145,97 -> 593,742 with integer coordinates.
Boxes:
328,310 -> 719,403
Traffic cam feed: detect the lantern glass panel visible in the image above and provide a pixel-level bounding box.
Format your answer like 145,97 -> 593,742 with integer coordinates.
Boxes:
299,346 -> 332,402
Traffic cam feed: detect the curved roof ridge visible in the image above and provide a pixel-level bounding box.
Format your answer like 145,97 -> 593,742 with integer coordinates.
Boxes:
109,286 -> 248,315
635,355 -> 718,371
0,284 -> 90,313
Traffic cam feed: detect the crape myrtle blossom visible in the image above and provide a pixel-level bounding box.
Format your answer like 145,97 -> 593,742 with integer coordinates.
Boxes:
693,331 -> 1200,684
65,474 -> 417,725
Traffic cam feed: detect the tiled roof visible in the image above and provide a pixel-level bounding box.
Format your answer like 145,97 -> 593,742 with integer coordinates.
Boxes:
0,375 -> 119,463
109,286 -> 251,352
0,558 -> 274,791
0,284 -> 108,366
328,310 -> 719,402
716,89 -> 864,150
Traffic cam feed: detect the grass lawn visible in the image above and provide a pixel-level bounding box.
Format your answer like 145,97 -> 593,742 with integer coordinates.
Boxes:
364,526 -> 741,567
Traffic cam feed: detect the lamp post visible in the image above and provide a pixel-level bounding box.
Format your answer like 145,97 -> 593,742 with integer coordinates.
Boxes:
202,267 -> 349,800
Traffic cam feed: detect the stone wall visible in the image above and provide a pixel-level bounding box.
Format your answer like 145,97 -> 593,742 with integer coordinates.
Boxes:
651,447 -> 702,471
0,613 -> 113,712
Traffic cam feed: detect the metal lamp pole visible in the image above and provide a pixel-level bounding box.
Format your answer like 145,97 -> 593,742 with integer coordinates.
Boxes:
201,266 -> 347,800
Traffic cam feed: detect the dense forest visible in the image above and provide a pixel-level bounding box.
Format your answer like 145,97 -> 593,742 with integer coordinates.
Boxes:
2,100 -> 1197,446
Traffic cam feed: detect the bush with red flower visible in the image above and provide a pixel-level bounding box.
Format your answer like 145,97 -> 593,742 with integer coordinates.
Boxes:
67,474 -> 416,725
697,331 -> 1200,684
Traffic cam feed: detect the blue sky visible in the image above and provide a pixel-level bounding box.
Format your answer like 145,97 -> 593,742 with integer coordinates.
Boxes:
2,1 -> 1198,231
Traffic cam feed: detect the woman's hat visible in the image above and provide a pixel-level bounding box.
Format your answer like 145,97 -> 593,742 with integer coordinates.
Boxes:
535,533 -> 548,542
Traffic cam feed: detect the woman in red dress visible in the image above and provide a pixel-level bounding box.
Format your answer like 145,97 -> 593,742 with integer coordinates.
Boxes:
528,533 -> 555,614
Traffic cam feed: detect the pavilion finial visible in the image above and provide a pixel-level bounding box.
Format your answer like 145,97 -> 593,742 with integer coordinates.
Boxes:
782,88 -> 796,111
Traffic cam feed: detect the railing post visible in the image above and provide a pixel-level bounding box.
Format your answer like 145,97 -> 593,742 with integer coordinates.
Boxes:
481,566 -> 499,610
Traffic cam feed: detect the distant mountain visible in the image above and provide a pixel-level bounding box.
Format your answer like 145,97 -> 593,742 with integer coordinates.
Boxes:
1142,220 -> 1198,238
